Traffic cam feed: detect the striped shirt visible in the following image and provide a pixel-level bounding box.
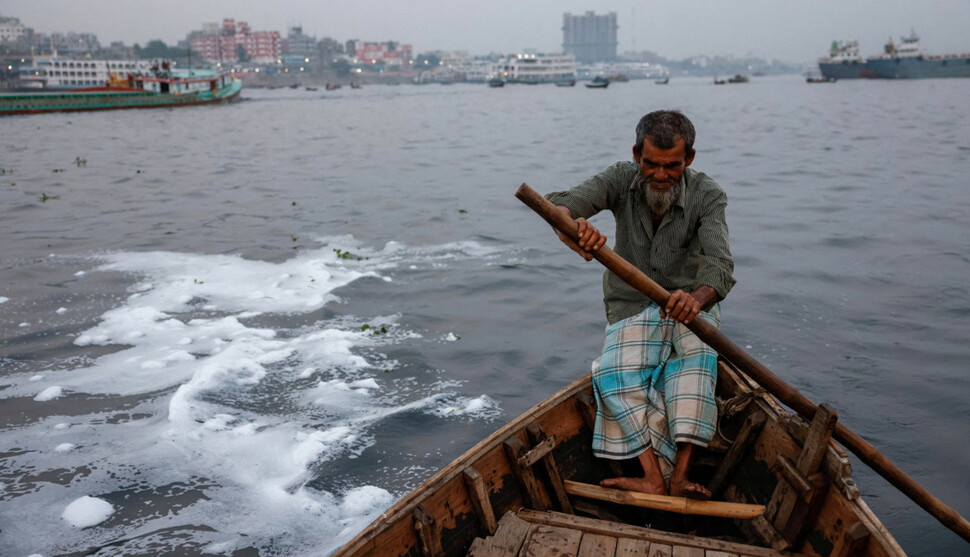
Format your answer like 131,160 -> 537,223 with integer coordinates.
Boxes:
546,161 -> 736,324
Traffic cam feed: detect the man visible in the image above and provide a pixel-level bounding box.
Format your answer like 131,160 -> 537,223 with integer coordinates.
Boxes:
545,110 -> 735,499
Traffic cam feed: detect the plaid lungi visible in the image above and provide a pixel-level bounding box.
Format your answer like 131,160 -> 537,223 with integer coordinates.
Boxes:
590,303 -> 720,479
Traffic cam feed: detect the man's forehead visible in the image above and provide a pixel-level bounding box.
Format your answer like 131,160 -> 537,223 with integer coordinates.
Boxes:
641,137 -> 687,157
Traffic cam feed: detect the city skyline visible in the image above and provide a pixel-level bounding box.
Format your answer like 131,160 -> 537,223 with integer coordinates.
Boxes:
4,0 -> 970,63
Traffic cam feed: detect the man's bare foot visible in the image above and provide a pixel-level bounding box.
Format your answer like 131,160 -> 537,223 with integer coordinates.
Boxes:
668,479 -> 711,500
600,476 -> 668,495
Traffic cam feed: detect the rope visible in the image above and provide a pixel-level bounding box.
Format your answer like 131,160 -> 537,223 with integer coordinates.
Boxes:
715,388 -> 767,445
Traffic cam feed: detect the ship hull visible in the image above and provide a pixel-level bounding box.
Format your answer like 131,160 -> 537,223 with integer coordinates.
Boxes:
1,80 -> 242,115
818,60 -> 876,79
867,56 -> 970,79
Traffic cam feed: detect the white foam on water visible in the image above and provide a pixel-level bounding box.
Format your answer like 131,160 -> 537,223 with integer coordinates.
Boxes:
0,238 -> 503,557
61,496 -> 114,528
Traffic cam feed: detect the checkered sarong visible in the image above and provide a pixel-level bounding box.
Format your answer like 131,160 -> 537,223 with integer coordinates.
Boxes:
590,303 -> 720,479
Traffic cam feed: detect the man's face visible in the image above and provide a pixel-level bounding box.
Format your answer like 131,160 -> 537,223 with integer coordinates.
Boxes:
633,137 -> 695,192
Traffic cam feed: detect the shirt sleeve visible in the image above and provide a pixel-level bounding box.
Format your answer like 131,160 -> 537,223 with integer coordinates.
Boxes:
543,162 -> 628,218
694,187 -> 737,299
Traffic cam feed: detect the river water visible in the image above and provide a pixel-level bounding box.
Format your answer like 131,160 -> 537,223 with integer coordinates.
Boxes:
1,76 -> 968,556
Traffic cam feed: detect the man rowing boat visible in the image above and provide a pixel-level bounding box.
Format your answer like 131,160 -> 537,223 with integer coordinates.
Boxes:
544,110 -> 736,499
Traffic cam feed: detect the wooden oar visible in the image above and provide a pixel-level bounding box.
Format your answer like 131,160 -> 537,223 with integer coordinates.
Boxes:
564,481 -> 766,519
515,183 -> 970,543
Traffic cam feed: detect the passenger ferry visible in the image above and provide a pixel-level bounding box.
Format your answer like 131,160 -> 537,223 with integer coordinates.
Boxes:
1,60 -> 242,115
491,52 -> 577,85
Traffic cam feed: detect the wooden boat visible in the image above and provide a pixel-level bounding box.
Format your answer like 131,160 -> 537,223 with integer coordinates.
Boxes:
334,358 -> 906,557
585,76 -> 610,89
0,67 -> 241,115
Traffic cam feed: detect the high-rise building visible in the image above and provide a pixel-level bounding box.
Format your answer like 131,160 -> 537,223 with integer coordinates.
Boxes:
187,19 -> 281,65
562,11 -> 618,64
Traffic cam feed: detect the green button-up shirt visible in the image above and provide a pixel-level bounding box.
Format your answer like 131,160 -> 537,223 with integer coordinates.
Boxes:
546,162 -> 736,324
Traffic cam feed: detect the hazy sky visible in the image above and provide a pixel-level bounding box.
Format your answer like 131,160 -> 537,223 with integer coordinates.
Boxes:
4,1 -> 970,63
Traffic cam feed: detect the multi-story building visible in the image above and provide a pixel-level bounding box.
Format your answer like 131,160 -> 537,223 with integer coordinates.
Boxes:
188,19 -> 281,65
0,16 -> 27,44
346,40 -> 412,70
283,26 -> 315,57
562,11 -> 618,64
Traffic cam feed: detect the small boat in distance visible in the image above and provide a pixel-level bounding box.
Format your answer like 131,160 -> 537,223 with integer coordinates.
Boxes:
655,76 -> 670,84
487,77 -> 505,88
728,74 -> 750,83
555,79 -> 576,87
584,76 -> 610,88
0,63 -> 241,115
325,83 -> 341,91
806,75 -> 837,83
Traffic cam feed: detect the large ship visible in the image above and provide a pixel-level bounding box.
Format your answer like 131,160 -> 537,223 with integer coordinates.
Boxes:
1,61 -> 242,115
818,32 -> 970,80
866,31 -> 970,79
490,52 -> 577,85
817,40 -> 876,79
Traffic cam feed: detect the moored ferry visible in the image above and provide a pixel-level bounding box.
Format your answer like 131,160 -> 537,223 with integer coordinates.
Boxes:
1,61 -> 242,115
491,52 -> 577,85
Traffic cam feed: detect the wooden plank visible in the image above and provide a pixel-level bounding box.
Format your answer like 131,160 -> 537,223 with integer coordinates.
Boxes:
412,504 -> 444,557
772,455 -> 813,498
476,512 -> 534,556
747,515 -> 788,552
505,436 -> 549,511
463,466 -> 498,535
517,509 -> 789,557
527,421 -> 574,514
565,481 -> 765,519
704,552 -> 739,557
577,533 -> 617,557
648,544 -> 672,557
707,410 -> 766,497
830,521 -> 871,557
518,436 -> 557,468
672,546 -> 704,557
769,403 -> 838,534
616,537 -> 652,555
520,524 -> 582,557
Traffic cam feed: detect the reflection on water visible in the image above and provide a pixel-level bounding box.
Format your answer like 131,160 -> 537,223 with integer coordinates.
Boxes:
1,77 -> 968,555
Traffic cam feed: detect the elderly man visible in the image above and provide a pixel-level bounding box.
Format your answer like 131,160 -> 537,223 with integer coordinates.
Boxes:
545,110 -> 735,499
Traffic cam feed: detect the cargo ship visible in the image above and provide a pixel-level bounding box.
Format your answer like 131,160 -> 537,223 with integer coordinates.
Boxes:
819,32 -> 970,80
866,31 -> 970,79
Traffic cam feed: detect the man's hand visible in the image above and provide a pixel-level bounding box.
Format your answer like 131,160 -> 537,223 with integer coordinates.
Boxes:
554,206 -> 606,261
661,286 -> 719,324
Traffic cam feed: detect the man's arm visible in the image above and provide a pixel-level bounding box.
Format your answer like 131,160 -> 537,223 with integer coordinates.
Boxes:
553,205 -> 607,261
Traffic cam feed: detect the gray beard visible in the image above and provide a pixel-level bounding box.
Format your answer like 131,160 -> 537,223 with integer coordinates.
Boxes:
639,176 -> 679,215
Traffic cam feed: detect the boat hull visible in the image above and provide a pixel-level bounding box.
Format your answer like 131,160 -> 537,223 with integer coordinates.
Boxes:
818,60 -> 877,79
334,360 -> 905,557
0,80 -> 242,115
866,56 -> 970,79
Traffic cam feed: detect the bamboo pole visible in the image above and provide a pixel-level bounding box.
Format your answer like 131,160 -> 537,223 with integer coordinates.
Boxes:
564,481 -> 766,519
515,183 -> 970,543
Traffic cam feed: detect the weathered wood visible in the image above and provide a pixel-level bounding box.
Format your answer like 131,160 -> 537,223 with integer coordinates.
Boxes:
565,481 -> 765,519
748,515 -> 789,552
517,182 -> 970,544
780,474 -> 829,545
831,521 -> 872,557
772,455 -> 813,499
577,533 -> 617,557
616,537 -> 652,555
647,544 -> 672,557
470,512 -> 534,556
769,403 -> 838,533
705,552 -> 739,557
671,546 -> 704,557
463,466 -> 498,535
413,504 -> 445,557
504,436 -> 549,511
518,436 -> 557,468
520,524 -> 582,557
526,422 -> 574,515
517,509 -> 788,557
707,410 -> 766,496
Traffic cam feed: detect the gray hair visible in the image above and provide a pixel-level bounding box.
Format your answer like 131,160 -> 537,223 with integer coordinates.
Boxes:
635,110 -> 696,153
